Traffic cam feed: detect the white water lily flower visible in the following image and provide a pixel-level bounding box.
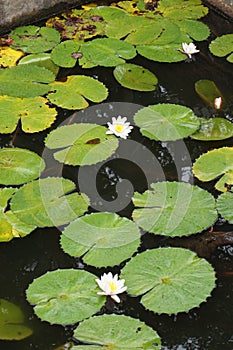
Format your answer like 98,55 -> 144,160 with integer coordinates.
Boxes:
214,96 -> 222,110
106,116 -> 133,139
181,42 -> 200,59
96,272 -> 127,303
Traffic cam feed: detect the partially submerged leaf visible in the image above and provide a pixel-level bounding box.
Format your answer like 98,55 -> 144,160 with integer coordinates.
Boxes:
47,75 -> 108,110
0,96 -> 57,133
113,63 -> 158,91
132,181 -> 217,236
191,118 -> 233,141
134,103 -> 200,141
45,123 -> 119,166
60,212 -> 141,267
217,192 -> 233,223
26,269 -> 104,324
209,34 -> 233,63
19,53 -> 59,75
195,80 -> 224,107
10,177 -> 89,227
0,46 -> 24,67
73,314 -> 161,349
121,247 -> 216,314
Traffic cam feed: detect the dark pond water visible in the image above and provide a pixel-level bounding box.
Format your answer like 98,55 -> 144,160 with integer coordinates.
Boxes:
0,2 -> 233,350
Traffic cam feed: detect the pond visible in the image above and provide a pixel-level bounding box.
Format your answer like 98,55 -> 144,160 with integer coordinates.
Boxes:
0,0 -> 233,349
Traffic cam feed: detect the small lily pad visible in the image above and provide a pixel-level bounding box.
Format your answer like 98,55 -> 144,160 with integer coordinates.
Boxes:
73,314 -> 161,349
195,80 -> 224,107
60,212 -> 141,267
47,75 -> 108,110
9,25 -> 60,53
113,63 -> 158,91
0,95 -> 57,133
217,192 -> 233,223
134,103 -> 200,141
192,147 -> 233,192
0,148 -> 45,185
45,123 -> 119,166
132,181 -> 217,237
51,40 -> 82,68
191,118 -> 233,141
26,269 -> 104,324
10,177 -> 89,227
121,247 -> 216,314
19,53 -> 59,75
0,46 -> 24,67
209,34 -> 233,63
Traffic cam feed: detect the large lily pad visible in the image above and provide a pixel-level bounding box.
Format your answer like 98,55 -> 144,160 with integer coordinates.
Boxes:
209,34 -> 233,63
191,118 -> 233,141
192,147 -> 233,192
0,65 -> 55,98
217,192 -> 233,223
78,38 -> 136,68
0,299 -> 32,340
0,148 -> 45,185
26,269 -> 104,324
60,212 -> 141,267
10,177 -> 89,227
134,103 -> 200,141
45,123 -> 119,166
174,19 -> 210,41
9,25 -> 60,53
0,96 -> 57,133
121,247 -> 216,314
113,63 -> 158,91
73,314 -> 161,349
137,43 -> 185,63
158,0 -> 208,20
19,53 -> 59,75
0,46 -> 24,67
132,181 -> 217,237
47,75 -> 108,110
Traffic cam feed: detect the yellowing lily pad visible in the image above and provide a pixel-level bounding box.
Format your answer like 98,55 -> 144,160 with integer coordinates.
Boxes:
47,75 -> 108,110
113,63 -> 158,91
0,46 -> 24,67
0,95 -> 57,133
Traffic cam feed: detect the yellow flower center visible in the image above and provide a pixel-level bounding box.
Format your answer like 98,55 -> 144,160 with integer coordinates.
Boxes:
115,124 -> 124,133
107,281 -> 117,292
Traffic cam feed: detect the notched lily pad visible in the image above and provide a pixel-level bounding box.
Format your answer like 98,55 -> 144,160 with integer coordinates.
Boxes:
26,269 -> 104,324
0,96 -> 57,133
191,118 -> 233,141
47,75 -> 108,110
60,212 -> 141,267
9,25 -> 60,53
209,34 -> 233,63
113,63 -> 158,91
134,103 -> 200,141
73,314 -> 161,349
45,123 -> 119,166
121,247 -> 216,314
132,181 -> 217,237
51,40 -> 82,68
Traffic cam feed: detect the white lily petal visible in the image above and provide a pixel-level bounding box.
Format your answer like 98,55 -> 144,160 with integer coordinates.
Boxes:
111,294 -> 121,303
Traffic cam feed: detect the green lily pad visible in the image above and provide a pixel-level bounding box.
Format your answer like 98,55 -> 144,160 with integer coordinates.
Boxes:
195,80 -> 224,107
26,269 -> 104,324
45,123 -> 119,166
0,65 -> 55,98
0,95 -> 57,133
51,40 -> 82,68
158,0 -> 208,20
174,19 -> 210,41
137,43 -> 185,63
10,177 -> 89,227
105,15 -> 150,40
134,103 -> 200,141
78,38 -> 136,68
0,299 -> 32,340
60,212 -> 141,267
132,181 -> 217,237
0,148 -> 45,185
217,192 -> 233,223
113,63 -> 158,91
73,314 -> 161,349
9,25 -> 60,53
191,118 -> 233,141
121,247 -> 216,314
123,18 -> 163,45
19,53 -> 59,75
209,34 -> 233,63
192,147 -> 233,192
47,75 -> 108,110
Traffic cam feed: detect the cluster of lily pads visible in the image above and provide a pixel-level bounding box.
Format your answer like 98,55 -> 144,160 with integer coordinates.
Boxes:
0,0 -> 233,348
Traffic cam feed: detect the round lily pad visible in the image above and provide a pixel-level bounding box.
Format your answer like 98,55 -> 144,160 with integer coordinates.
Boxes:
191,118 -> 233,141
134,103 -> 200,141
26,269 -> 104,324
217,192 -> 233,223
121,247 -> 216,314
73,314 -> 161,349
60,212 -> 141,267
132,181 -> 217,237
10,177 -> 89,227
113,63 -> 158,91
51,40 -> 82,68
192,147 -> 233,192
0,148 -> 45,185
209,34 -> 233,63
45,123 -> 119,166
